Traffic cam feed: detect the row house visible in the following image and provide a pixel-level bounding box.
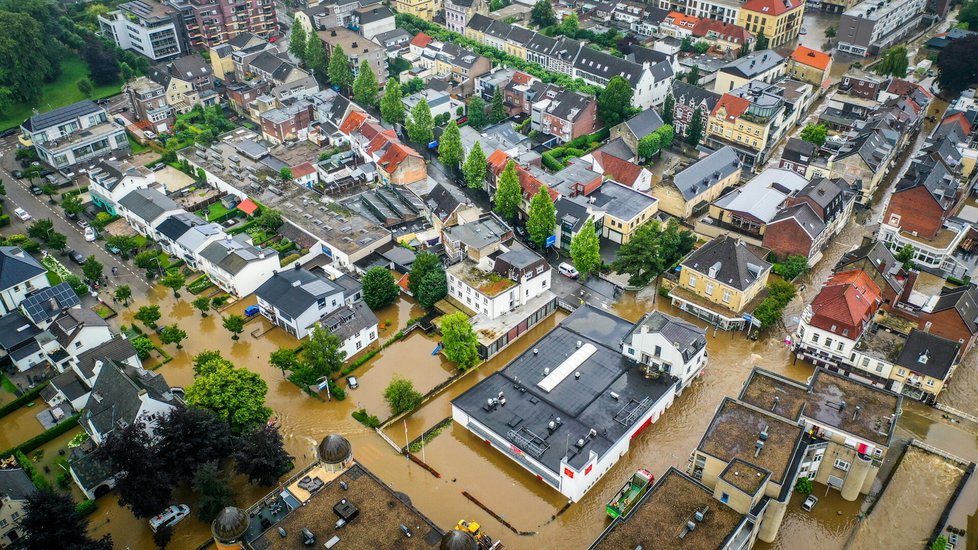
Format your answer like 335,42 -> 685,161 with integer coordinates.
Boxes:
691,18 -> 754,54
294,0 -> 381,32
660,11 -> 699,38
706,80 -> 787,171
761,176 -> 857,264
124,77 -> 175,133
87,159 -> 157,215
444,0 -> 487,33
668,80 -> 720,143
418,40 -> 492,97
530,85 -> 599,143
653,145 -> 741,219
787,46 -> 832,88
778,137 -> 829,179
147,54 -> 220,114
338,110 -> 426,185
351,5 -> 396,41
209,31 -> 271,81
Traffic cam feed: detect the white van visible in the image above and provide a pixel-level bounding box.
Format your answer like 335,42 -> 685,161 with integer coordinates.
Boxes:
149,504 -> 191,532
558,262 -> 579,279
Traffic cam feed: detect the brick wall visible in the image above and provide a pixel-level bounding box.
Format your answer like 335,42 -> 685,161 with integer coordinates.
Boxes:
762,218 -> 813,260
883,186 -> 944,239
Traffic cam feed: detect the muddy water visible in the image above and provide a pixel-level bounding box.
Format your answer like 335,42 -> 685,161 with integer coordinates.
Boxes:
0,399 -> 47,451
757,482 -> 863,550
847,446 -> 965,549
352,332 -> 454,417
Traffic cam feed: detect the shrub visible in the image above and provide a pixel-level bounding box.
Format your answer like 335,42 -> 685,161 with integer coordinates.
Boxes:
352,409 -> 380,428
75,499 -> 97,516
0,215 -> 9,228
280,253 -> 301,267
795,476 -> 813,494
0,383 -> 49,420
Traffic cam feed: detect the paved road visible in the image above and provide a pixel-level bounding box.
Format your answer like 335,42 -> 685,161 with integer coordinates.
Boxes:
0,136 -> 152,296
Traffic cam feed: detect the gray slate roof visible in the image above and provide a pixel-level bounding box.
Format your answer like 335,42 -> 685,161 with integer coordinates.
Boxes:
930,285 -> 978,334
671,80 -> 720,112
200,238 -> 267,276
671,146 -> 740,201
623,110 -> 665,141
681,235 -> 770,292
20,282 -> 80,325
895,329 -> 960,380
84,360 -> 176,438
255,268 -> 345,319
0,246 -> 46,291
836,240 -> 903,294
319,301 -> 377,343
627,311 -> 706,362
74,336 -> 139,380
23,100 -> 101,133
0,311 -> 41,351
0,469 -> 34,501
119,188 -> 181,223
50,309 -> 108,348
719,50 -> 784,79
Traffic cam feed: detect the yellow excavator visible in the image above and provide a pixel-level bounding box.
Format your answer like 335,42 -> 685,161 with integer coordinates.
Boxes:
455,520 -> 504,549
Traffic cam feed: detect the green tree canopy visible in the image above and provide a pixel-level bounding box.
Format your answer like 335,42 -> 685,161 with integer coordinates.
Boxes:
937,35 -> 978,95
408,252 -> 442,298
611,219 -> 695,287
570,218 -> 601,278
687,107 -> 705,144
526,186 -> 556,248
380,77 -> 405,124
135,305 -> 161,328
558,11 -> 579,36
192,295 -> 211,317
328,44 -> 354,91
22,489 -> 110,549
755,30 -> 769,50
467,96 -> 487,129
301,325 -> 347,380
463,140 -> 488,190
362,266 -> 400,309
661,94 -> 675,125
289,18 -> 308,61
233,426 -> 294,486
494,159 -> 522,220
440,312 -> 480,369
416,269 -> 447,309
186,359 -> 272,433
192,461 -> 234,522
114,285 -> 132,306
222,314 -> 246,340
490,88 -> 506,123
353,60 -> 379,106
406,99 -> 434,145
439,119 -> 464,169
161,271 -> 186,298
638,132 -> 661,161
800,123 -> 828,147
160,324 -> 188,349
305,31 -> 329,81
597,76 -> 633,127
876,45 -> 909,77
384,375 -> 423,415
531,0 -> 557,27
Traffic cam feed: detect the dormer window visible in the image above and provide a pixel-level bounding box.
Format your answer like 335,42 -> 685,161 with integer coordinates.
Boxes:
918,351 -> 929,364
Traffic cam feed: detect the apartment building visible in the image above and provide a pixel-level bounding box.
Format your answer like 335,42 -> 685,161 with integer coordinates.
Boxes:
99,0 -> 189,61
444,0 -> 488,33
837,0 -> 927,56
393,0 -> 441,20
317,27 -> 387,82
736,0 -> 805,49
668,81 -> 721,143
706,81 -> 786,170
654,145 -> 741,219
531,86 -> 599,143
762,177 -> 857,263
714,50 -> 786,93
170,0 -> 277,49
21,101 -> 130,174
124,77 -> 174,133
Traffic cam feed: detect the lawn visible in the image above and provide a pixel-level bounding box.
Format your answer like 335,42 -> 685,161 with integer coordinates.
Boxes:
0,55 -> 123,131
128,135 -> 149,154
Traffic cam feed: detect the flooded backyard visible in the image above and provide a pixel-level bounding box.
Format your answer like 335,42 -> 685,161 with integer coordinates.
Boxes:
0,398 -> 46,451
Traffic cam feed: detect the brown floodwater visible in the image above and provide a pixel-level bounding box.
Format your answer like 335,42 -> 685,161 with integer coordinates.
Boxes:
0,398 -> 47,451
847,446 -> 966,549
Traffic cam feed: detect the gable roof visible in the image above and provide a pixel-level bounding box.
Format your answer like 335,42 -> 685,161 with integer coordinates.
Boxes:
929,285 -> 978,334
50,309 -> 108,348
719,50 -> 784,79
790,46 -> 831,71
835,240 -> 903,294
808,269 -> 881,337
741,0 -> 802,15
591,151 -> 645,187
255,268 -> 344,319
626,311 -> 706,362
713,93 -> 751,120
200,238 -> 269,276
691,18 -> 753,44
573,47 -> 647,87
895,329 -> 960,380
671,80 -> 720,112
0,469 -> 34,502
410,32 -> 434,48
681,235 -> 770,291
671,146 -> 740,201
119,188 -> 181,223
339,110 -> 369,135
623,109 -> 665,140
20,282 -> 80,325
169,54 -> 212,80
0,246 -> 46,291
768,203 -> 825,239
74,336 -> 139,380
84,360 -> 177,438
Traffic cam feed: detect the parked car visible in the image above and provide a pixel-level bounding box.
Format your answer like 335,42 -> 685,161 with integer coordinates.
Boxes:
347,376 -> 359,389
150,162 -> 165,171
66,211 -> 79,221
0,128 -> 17,138
558,262 -> 579,279
68,250 -> 86,264
244,305 -> 260,317
11,170 -> 22,179
143,130 -> 156,140
38,169 -> 53,177
106,242 -> 121,254
13,208 -> 30,221
77,219 -> 90,229
801,495 -> 818,512
29,185 -> 42,196
84,227 -> 97,242
149,504 -> 190,533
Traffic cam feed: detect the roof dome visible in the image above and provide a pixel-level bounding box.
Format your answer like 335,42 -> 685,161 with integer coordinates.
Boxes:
440,530 -> 479,550
211,506 -> 249,542
317,434 -> 352,464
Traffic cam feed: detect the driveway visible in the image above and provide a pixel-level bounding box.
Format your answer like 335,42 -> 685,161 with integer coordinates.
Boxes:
0,136 -> 152,297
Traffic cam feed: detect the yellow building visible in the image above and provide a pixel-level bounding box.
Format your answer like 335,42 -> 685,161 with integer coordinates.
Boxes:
596,181 -> 659,244
788,46 -> 833,88
394,0 -> 441,21
670,235 -> 771,330
705,83 -> 784,171
737,0 -> 805,50
653,145 -> 742,219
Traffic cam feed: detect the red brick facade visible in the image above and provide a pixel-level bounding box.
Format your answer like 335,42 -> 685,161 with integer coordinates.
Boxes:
762,217 -> 813,259
916,308 -> 978,353
883,185 -> 945,239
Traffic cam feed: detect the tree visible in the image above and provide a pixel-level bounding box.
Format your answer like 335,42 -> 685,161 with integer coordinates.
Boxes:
559,11 -> 579,36
22,489 -> 110,549
638,132 -> 661,161
156,407 -> 233,481
161,271 -> 186,298
233,425 -> 294,485
96,421 -> 174,518
45,231 -> 67,254
305,31 -> 329,82
302,325 -> 347,379
406,99 -> 434,145
76,78 -> 93,97
687,107 -> 705,144
938,35 -> 978,94
409,252 -> 443,298
92,212 -> 113,230
494,160 -> 522,220
570,219 -> 601,278
773,255 -> 810,280
106,234 -> 138,257
193,350 -> 232,375
191,295 -> 211,317
687,65 -> 700,85
160,324 -> 188,349
186,359 -> 272,433
62,194 -> 84,217
114,285 -> 132,306
289,17 -> 307,61
416,269 -> 447,309
191,461 -> 235,522
270,347 -> 299,378
931,536 -> 949,550
490,88 -> 506,123
27,218 -> 54,241
0,12 -> 51,103
120,61 -> 135,81
531,0 -> 557,27
384,375 -> 423,414
153,526 -> 173,550
661,94 -> 675,125
362,266 -> 400,309
279,166 -> 293,181
380,77 -> 405,125
526,186 -> 556,248
611,222 -> 663,287
132,336 -> 155,360
135,305 -> 161,328
896,243 -> 916,270
467,96 -> 487,129
798,123 -> 828,148
755,30 -> 769,50
223,314 -> 246,340
463,141 -> 488,190
82,256 -> 103,282
353,60 -> 379,107
597,76 -> 633,127
328,45 -> 354,92
658,124 -> 675,148
876,45 -> 909,77
825,25 -> 837,38
795,476 -> 813,494
439,120 -> 464,169
82,37 -> 121,86
441,312 -> 479,369
255,208 -> 284,230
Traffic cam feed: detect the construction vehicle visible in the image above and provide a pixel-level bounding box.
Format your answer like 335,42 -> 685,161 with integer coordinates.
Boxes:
455,519 -> 503,549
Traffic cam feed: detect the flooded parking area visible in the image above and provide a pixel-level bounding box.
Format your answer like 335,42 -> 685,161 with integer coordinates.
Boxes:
756,482 -> 863,550
847,446 -> 967,549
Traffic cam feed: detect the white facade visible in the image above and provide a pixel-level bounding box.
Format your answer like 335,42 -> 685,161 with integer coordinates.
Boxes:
25,107 -> 130,174
98,9 -> 184,61
197,248 -> 278,298
87,165 -> 156,215
256,290 -> 345,340
0,272 -> 50,316
877,220 -> 966,277
337,322 -> 378,358
623,330 -> 708,390
447,259 -> 552,320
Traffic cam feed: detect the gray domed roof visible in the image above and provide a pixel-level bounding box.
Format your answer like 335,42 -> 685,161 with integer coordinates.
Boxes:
440,530 -> 478,550
211,506 -> 249,541
317,434 -> 352,464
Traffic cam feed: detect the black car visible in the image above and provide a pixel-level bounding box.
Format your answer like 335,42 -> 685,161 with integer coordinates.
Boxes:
0,128 -> 17,138
11,170 -> 22,179
29,185 -> 42,196
38,169 -> 53,177
68,250 -> 87,265
66,211 -> 79,221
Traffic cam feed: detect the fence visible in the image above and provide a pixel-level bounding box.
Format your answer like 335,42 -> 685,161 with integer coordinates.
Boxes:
934,403 -> 978,425
910,438 -> 972,467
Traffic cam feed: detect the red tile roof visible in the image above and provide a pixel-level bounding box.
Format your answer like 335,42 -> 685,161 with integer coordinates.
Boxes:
291,162 -> 317,179
887,78 -> 934,101
410,32 -> 433,49
236,198 -> 259,215
487,149 -> 511,174
741,0 -> 802,16
790,46 -> 831,71
691,19 -> 753,44
713,94 -> 750,120
486,149 -> 557,200
808,269 -> 882,339
511,71 -> 536,86
378,143 -> 422,175
591,151 -> 644,187
339,110 -> 368,135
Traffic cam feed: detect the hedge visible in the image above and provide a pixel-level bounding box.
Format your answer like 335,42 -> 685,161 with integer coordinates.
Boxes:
2,414 -> 83,458
352,409 -> 380,428
15,451 -> 51,490
0,382 -> 49,420
75,499 -> 97,516
0,215 -> 9,228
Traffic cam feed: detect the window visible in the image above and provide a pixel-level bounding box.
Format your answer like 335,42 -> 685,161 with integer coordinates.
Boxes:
720,492 -> 729,503
811,333 -> 819,344
875,363 -> 883,373
897,368 -> 906,376
688,274 -> 698,287
705,283 -> 715,295
721,290 -> 731,303
356,340 -> 362,350
654,345 -> 662,357
927,379 -> 935,386
837,342 -> 844,351
824,337 -> 833,348
834,459 -> 850,471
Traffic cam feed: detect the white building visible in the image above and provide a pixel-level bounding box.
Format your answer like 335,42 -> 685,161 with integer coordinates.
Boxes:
0,247 -> 50,315
117,188 -> 184,240
79,359 -> 180,446
837,0 -> 927,56
402,89 -> 464,121
98,0 -> 187,61
255,267 -> 353,339
622,311 -> 708,391
317,301 -> 379,358
87,159 -> 157,216
21,101 -> 130,174
197,236 -> 279,297
447,246 -> 552,321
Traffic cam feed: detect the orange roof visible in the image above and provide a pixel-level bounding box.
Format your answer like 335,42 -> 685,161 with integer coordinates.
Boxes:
410,32 -> 433,48
741,0 -> 802,16
712,94 -> 750,120
378,143 -> 422,175
339,110 -> 368,135
487,149 -> 511,174
592,151 -> 644,187
511,71 -> 536,86
292,162 -> 317,178
366,130 -> 399,156
809,269 -> 881,339
942,112 -> 973,136
664,11 -> 699,28
790,46 -> 831,71
691,19 -> 753,43
396,272 -> 411,294
236,198 -> 259,215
